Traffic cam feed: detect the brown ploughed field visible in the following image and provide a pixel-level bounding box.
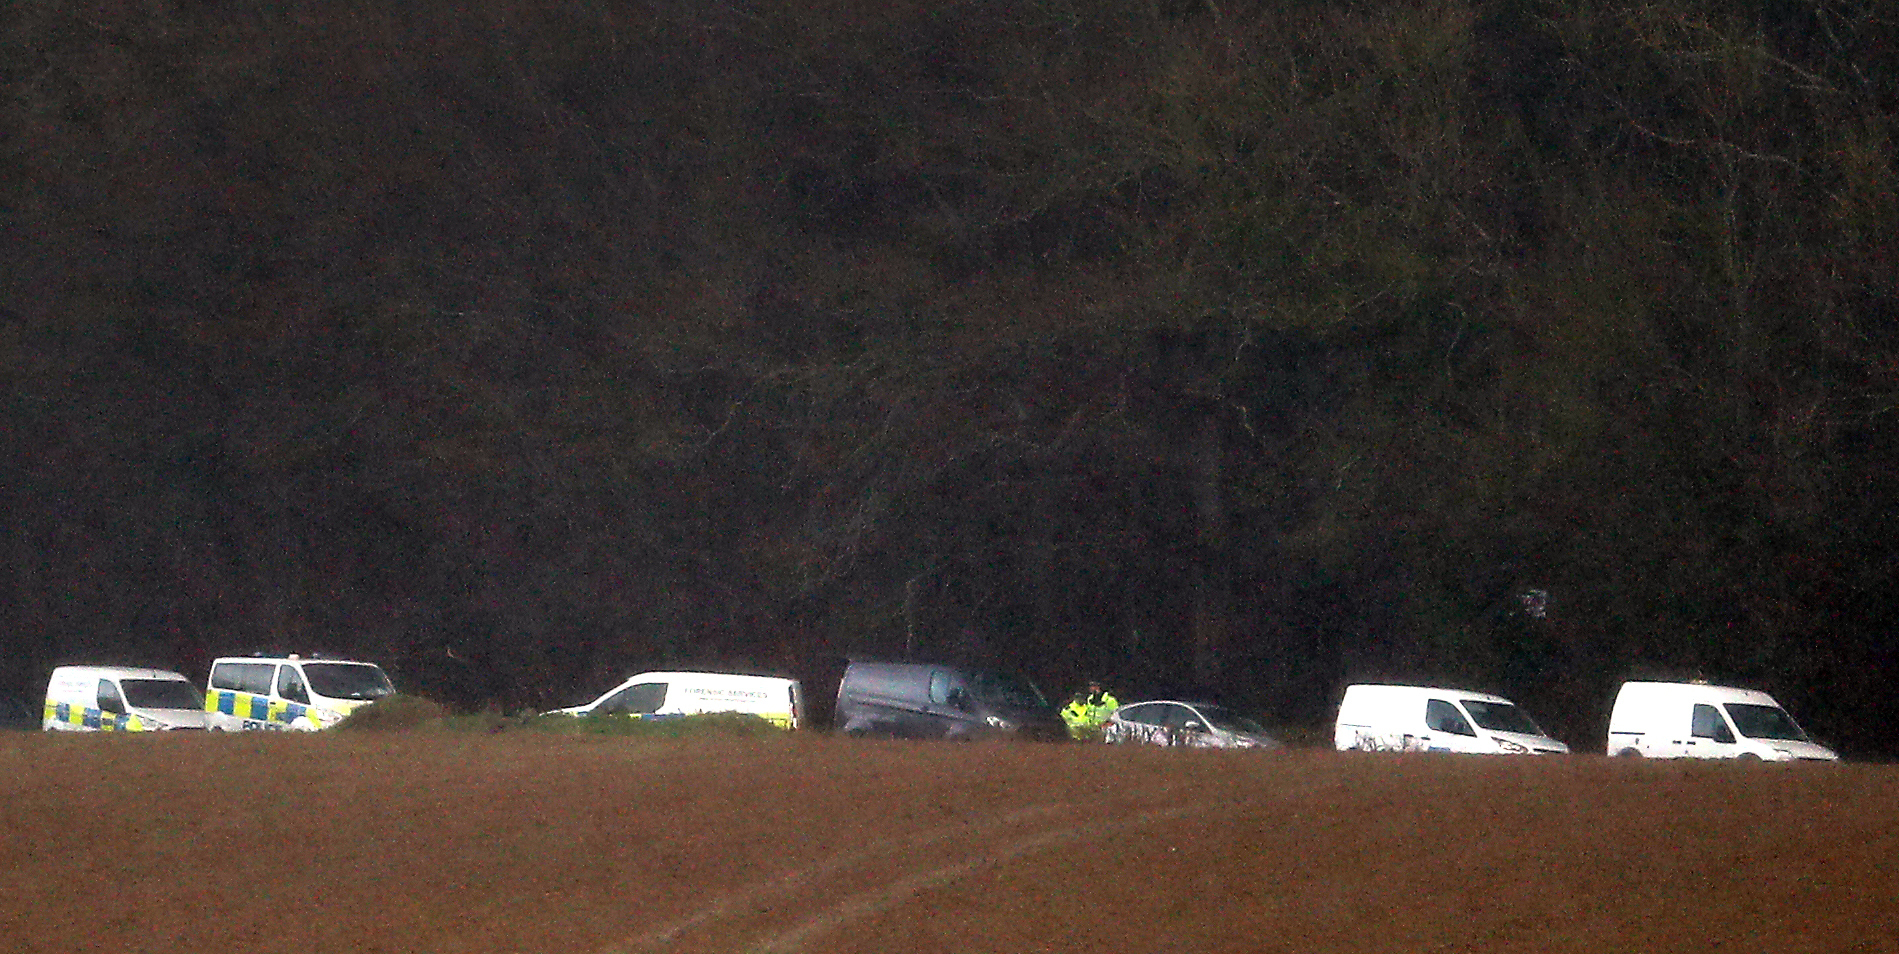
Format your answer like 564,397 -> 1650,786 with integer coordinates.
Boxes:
2,732 -> 1892,954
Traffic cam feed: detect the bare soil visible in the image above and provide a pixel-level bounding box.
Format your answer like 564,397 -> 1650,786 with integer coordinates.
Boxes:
2,732 -> 1893,954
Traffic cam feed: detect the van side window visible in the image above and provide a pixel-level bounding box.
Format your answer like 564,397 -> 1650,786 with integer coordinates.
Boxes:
277,666 -> 311,704
1692,704 -> 1735,743
213,663 -> 274,696
1426,700 -> 1476,736
97,679 -> 126,715
601,683 -> 666,715
929,671 -> 956,704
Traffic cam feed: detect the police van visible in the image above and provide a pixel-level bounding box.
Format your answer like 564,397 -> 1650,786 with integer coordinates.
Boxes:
546,670 -> 805,729
204,654 -> 396,731
43,666 -> 207,732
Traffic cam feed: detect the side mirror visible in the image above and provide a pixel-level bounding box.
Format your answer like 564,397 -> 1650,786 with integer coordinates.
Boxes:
1183,720 -> 1205,733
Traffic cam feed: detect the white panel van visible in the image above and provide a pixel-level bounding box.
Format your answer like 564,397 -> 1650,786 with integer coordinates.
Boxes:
1334,684 -> 1570,754
547,671 -> 805,729
1606,681 -> 1838,761
204,655 -> 396,731
43,666 -> 207,732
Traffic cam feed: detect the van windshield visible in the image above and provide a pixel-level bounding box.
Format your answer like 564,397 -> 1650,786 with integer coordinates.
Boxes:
1724,703 -> 1808,741
971,671 -> 1048,709
1461,700 -> 1545,737
121,679 -> 204,710
303,663 -> 395,701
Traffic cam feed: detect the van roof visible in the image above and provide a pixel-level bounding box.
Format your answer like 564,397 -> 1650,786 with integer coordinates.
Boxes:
616,670 -> 797,683
51,666 -> 192,681
210,655 -> 382,666
1342,684 -> 1516,705
844,659 -> 1023,674
1616,680 -> 1780,705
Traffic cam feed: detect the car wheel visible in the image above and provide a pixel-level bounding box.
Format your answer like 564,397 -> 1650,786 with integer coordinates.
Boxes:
1738,752 -> 1762,762
1615,748 -> 1642,758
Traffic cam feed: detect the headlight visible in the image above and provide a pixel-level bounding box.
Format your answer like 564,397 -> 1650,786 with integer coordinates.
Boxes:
985,716 -> 1015,731
1496,739 -> 1527,754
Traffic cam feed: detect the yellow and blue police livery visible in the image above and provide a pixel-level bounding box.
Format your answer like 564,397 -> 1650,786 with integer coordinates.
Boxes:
204,689 -> 329,731
44,700 -> 152,731
202,654 -> 396,732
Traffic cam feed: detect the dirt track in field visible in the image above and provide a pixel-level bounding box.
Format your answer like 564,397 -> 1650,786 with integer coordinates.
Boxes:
2,732 -> 1894,954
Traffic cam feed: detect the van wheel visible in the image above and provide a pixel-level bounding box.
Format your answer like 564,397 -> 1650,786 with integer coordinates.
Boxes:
1615,748 -> 1642,758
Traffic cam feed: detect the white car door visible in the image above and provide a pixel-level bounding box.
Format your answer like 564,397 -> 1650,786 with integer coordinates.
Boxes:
1109,702 -> 1168,745
1163,704 -> 1220,748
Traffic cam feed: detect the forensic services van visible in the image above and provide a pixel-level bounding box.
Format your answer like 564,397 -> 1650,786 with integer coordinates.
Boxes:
546,671 -> 805,729
204,654 -> 396,731
1334,684 -> 1570,755
1606,680 -> 1839,761
43,666 -> 207,732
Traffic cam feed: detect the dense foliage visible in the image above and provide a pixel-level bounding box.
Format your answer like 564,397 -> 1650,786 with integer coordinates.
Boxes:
3,0 -> 1894,753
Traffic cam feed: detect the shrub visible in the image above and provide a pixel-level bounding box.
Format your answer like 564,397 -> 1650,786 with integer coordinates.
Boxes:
332,698 -> 791,737
332,694 -> 451,731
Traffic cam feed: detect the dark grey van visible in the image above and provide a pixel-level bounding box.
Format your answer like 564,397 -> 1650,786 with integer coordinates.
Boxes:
834,661 -> 1066,741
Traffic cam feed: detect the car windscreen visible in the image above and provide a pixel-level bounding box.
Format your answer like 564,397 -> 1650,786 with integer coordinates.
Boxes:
121,679 -> 204,710
1724,703 -> 1808,741
971,671 -> 1048,709
1196,705 -> 1268,735
303,663 -> 396,701
1461,700 -> 1545,736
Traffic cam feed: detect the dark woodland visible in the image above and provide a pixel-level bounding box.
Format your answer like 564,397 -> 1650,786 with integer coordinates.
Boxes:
4,0 -> 1896,755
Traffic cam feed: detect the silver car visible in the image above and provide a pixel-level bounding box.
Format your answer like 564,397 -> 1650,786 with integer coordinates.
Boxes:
1102,700 -> 1281,749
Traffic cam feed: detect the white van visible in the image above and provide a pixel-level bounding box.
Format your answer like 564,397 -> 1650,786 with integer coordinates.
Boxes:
1606,681 -> 1839,761
547,671 -> 805,729
43,666 -> 207,732
1334,684 -> 1570,755
204,654 -> 396,731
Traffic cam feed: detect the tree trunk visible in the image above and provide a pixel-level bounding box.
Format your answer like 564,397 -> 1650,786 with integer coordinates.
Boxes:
1190,409 -> 1228,689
